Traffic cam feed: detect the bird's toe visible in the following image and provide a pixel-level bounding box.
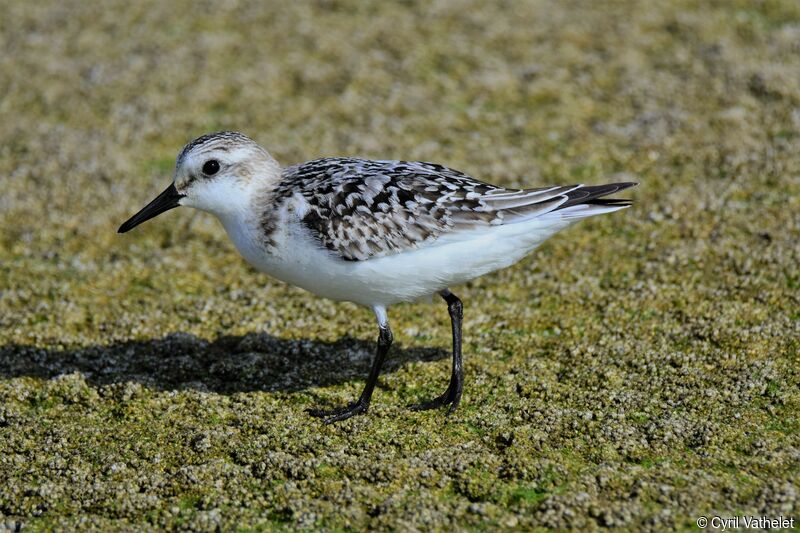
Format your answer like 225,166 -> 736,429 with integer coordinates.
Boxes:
408,391 -> 452,412
306,401 -> 368,423
409,384 -> 463,413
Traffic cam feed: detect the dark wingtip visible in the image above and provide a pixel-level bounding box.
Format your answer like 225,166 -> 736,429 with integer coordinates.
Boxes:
556,181 -> 638,210
584,198 -> 634,207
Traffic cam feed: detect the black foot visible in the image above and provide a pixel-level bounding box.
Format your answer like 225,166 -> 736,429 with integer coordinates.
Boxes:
409,384 -> 462,414
306,401 -> 369,424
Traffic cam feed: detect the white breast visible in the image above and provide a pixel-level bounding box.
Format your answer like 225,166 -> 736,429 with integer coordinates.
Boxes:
216,203 -> 574,308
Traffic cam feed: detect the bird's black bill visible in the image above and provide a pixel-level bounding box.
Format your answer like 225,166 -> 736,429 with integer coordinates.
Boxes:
118,184 -> 185,233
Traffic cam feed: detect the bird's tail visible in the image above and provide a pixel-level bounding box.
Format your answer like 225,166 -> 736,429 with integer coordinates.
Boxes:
543,182 -> 637,219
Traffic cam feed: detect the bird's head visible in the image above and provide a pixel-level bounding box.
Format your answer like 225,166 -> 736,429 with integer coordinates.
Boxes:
118,131 -> 280,233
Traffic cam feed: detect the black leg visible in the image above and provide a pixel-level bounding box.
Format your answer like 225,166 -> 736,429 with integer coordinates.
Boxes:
410,289 -> 464,413
307,324 -> 393,424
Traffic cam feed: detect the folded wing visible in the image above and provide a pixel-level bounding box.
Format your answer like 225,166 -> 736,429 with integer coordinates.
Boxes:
279,158 -> 635,261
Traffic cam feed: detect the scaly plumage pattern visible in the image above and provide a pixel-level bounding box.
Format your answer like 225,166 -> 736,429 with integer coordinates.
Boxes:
274,158 -> 634,261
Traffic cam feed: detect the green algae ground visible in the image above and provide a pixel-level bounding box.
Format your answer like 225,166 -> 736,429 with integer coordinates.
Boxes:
1,0 -> 799,530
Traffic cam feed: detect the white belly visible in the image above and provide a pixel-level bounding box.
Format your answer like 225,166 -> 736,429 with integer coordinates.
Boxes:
219,212 -> 572,308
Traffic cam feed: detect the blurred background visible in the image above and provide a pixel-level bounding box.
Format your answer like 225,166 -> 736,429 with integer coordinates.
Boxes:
1,0 -> 798,530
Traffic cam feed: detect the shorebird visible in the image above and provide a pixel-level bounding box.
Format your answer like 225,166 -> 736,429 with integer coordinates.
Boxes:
119,131 -> 635,423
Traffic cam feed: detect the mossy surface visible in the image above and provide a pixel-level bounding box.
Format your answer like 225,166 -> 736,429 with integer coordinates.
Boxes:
1,0 -> 799,530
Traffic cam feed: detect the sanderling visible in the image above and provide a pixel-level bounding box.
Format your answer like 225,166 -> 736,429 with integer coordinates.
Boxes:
119,131 -> 636,423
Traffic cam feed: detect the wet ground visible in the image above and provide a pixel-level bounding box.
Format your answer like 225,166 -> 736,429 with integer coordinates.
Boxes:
1,0 -> 798,530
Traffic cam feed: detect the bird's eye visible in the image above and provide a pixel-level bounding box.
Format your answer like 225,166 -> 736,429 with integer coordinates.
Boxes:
202,160 -> 220,176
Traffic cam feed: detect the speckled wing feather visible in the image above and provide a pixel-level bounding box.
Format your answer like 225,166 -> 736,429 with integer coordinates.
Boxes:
277,158 -> 627,261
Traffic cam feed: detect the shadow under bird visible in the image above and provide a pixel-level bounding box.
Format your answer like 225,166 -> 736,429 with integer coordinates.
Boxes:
119,131 -> 636,423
